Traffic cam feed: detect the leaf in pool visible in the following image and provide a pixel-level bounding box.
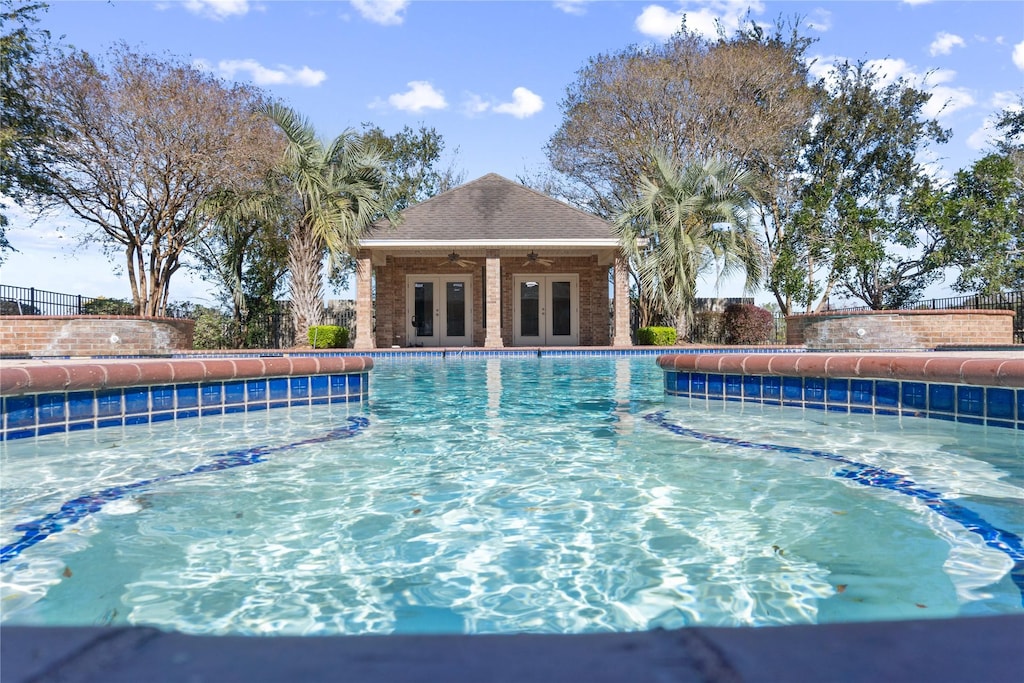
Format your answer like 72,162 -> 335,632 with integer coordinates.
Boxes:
235,512 -> 244,519
412,508 -> 422,515
835,584 -> 847,594
916,603 -> 927,609
526,507 -> 539,511
832,510 -> 848,515
62,566 -> 72,578
772,545 -> 785,556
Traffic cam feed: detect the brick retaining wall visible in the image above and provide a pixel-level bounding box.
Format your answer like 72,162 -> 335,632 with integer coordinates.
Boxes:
0,316 -> 195,357
785,309 -> 1015,350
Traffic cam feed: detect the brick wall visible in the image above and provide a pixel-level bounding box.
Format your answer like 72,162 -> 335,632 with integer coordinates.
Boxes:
0,316 -> 196,357
786,309 -> 1015,350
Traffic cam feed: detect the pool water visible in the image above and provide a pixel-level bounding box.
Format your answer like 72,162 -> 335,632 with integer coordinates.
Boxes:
2,357 -> 1022,635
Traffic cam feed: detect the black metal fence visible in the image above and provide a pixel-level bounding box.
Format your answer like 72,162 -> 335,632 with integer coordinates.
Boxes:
687,311 -> 787,345
240,309 -> 356,350
164,303 -> 356,350
0,285 -> 106,315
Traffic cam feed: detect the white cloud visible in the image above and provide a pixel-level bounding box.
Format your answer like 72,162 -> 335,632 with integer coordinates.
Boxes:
635,1 -> 763,41
967,115 -> 999,150
554,0 -> 589,15
182,0 -> 251,20
351,0 -> 408,26
808,57 -> 973,121
1014,40 -> 1024,70
462,93 -> 491,117
929,32 -> 965,56
806,8 -> 832,33
492,87 -> 544,119
991,90 -> 1019,110
863,57 -> 914,88
387,81 -> 448,112
922,85 -> 975,119
901,0 -> 934,5
968,92 -> 1024,149
194,58 -> 327,87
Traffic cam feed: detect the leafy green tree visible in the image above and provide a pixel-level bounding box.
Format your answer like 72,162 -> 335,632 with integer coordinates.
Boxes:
0,0 -> 52,261
263,103 -> 391,342
191,183 -> 290,346
30,44 -> 281,315
360,123 -> 464,211
614,152 -> 762,337
940,98 -> 1023,294
785,61 -> 950,310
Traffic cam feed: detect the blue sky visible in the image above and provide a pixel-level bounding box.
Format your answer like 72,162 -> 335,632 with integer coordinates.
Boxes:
3,0 -> 1022,305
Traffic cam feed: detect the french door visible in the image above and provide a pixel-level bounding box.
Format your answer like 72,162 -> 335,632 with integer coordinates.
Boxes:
513,274 -> 578,346
406,276 -> 473,347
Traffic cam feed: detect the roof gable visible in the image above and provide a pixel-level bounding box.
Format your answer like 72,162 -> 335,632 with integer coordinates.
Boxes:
365,173 -> 615,242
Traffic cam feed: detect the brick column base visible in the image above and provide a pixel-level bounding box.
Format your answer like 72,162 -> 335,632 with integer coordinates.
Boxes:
353,254 -> 375,350
611,254 -> 632,347
484,252 -> 503,348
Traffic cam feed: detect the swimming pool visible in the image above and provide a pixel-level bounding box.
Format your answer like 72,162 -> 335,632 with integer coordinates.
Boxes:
2,357 -> 1022,635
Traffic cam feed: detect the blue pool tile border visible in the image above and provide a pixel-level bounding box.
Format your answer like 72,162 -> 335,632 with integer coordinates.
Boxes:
177,347 -> 804,361
1,371 -> 369,440
663,371 -> 1022,430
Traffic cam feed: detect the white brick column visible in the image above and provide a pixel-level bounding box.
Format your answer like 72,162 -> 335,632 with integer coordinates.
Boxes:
611,253 -> 632,347
353,252 -> 375,350
484,250 -> 503,348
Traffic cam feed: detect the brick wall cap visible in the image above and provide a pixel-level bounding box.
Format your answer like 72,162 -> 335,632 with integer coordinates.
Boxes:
786,309 -> 1015,321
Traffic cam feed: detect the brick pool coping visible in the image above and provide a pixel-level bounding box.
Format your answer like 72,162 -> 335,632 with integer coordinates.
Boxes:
0,356 -> 374,397
0,356 -> 375,440
656,351 -> 1024,388
657,351 -> 1024,429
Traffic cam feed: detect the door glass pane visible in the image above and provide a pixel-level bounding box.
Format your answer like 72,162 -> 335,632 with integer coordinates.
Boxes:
414,282 -> 433,336
446,281 -> 465,337
520,281 -> 540,337
551,281 -> 571,336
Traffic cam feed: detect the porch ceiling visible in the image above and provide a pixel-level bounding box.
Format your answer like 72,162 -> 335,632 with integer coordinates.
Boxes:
360,242 -> 621,266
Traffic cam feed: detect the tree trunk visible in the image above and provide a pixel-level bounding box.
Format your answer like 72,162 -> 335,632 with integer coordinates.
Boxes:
288,224 -> 325,345
674,310 -> 690,343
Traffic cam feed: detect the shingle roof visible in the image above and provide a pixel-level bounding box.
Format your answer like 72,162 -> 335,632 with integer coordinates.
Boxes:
364,173 -> 616,242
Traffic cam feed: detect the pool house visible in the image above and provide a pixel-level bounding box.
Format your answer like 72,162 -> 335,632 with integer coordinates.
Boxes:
352,173 -> 633,349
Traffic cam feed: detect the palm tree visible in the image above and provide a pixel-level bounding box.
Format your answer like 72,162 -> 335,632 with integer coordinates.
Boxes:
263,103 -> 390,342
615,152 -> 763,338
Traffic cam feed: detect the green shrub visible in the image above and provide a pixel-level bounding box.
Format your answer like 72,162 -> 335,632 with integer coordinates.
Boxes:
82,297 -> 135,315
636,326 -> 677,346
308,325 -> 350,349
723,303 -> 773,345
192,307 -> 230,349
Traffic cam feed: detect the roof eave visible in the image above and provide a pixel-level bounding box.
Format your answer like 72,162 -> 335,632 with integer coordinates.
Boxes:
360,239 -> 620,248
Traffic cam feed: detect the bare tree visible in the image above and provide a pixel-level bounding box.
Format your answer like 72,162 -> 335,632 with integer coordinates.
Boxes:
30,44 -> 282,315
546,21 -> 815,316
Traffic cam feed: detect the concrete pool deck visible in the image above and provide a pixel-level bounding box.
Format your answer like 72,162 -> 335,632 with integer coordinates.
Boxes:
1,347 -> 1022,681
3,615 -> 1023,683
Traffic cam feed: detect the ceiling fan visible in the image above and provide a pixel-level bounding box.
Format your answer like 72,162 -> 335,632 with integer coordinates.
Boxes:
438,251 -> 476,269
522,251 -> 553,267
